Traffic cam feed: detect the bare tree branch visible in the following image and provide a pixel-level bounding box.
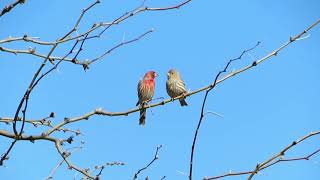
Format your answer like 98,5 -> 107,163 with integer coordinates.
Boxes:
188,17 -> 320,180
45,146 -> 83,180
133,145 -> 162,180
247,131 -> 320,180
0,0 -> 194,177
0,46 -> 77,62
90,161 -> 126,180
0,0 -> 26,17
88,29 -> 154,67
188,41 -> 261,180
203,131 -> 320,180
0,35 -> 55,45
54,139 -> 95,179
0,0 -> 192,67
0,29 -> 153,69
1,17 -> 319,172
32,19 -> 320,136
0,0 -> 100,167
1,1 -> 319,179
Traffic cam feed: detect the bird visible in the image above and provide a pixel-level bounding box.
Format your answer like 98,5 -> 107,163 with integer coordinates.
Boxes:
166,69 -> 188,106
136,71 -> 158,125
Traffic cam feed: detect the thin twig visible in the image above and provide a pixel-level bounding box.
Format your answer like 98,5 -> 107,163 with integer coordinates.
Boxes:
89,29 -> 154,65
0,117 -> 81,135
54,140 -> 94,179
94,162 -> 125,177
133,145 -> 162,180
0,35 -> 55,45
0,46 -> 77,62
46,146 -> 83,180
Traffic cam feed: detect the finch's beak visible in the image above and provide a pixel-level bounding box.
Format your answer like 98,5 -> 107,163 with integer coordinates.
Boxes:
155,72 -> 158,77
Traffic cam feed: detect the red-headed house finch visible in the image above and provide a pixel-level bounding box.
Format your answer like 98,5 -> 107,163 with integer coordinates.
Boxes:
136,71 -> 158,125
166,69 -> 188,106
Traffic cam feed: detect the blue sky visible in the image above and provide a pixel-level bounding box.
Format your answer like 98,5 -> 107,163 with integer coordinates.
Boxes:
0,0 -> 319,179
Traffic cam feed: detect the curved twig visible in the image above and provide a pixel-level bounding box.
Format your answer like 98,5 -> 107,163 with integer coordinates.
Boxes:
133,145 -> 162,180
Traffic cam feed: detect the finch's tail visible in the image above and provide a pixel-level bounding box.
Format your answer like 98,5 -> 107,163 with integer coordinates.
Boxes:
139,108 -> 146,125
179,98 -> 188,106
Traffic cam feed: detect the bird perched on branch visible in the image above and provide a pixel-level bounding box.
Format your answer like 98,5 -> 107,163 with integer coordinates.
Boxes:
136,71 -> 158,125
166,69 -> 188,106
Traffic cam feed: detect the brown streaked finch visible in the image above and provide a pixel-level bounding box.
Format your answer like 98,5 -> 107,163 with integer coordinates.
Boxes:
136,71 -> 158,125
166,69 -> 188,106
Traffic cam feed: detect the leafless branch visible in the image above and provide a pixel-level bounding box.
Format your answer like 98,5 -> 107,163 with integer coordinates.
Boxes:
203,131 -> 320,180
45,146 -> 83,180
188,41 -> 261,180
0,46 -> 77,62
57,0 -> 192,45
133,145 -> 162,180
1,1 -> 319,179
54,139 -> 95,179
88,29 -> 154,67
94,161 -> 125,178
0,35 -> 55,45
0,0 -> 26,17
247,131 -> 320,180
0,0 -> 192,67
0,127 -> 120,179
1,17 -> 319,171
31,19 -> 320,137
0,29 -> 152,70
0,116 -> 81,136
0,0 -> 193,176
0,45 -> 56,165
188,17 -> 320,180
0,0 -> 100,167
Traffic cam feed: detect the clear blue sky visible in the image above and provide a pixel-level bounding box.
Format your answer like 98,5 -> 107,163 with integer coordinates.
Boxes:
0,0 -> 319,179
